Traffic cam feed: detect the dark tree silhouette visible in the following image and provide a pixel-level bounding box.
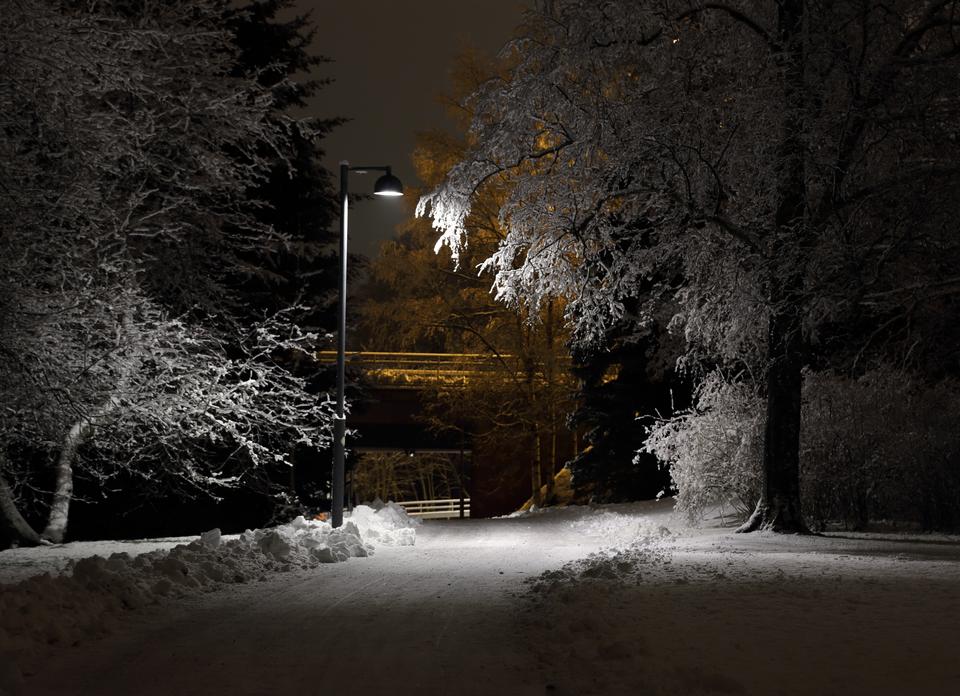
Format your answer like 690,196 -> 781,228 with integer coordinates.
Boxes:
419,0 -> 960,532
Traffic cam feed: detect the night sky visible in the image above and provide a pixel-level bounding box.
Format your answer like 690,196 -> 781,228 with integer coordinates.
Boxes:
292,0 -> 530,257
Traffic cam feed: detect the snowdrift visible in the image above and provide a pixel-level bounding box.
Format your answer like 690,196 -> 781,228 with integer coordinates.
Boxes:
0,502 -> 418,683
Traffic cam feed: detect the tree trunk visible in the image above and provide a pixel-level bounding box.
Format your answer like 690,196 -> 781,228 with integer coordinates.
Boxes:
542,300 -> 558,504
41,418 -> 85,543
738,307 -> 808,532
738,0 -> 810,534
0,471 -> 43,548
40,310 -> 135,543
531,429 -> 543,506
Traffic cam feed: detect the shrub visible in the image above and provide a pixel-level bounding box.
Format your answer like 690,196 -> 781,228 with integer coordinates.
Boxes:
645,367 -> 960,530
644,371 -> 762,523
801,369 -> 960,531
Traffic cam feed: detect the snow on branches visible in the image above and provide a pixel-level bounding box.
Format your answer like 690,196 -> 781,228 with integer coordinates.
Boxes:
420,0 -> 960,532
0,1 -> 335,544
417,0 -> 777,349
419,0 -> 960,362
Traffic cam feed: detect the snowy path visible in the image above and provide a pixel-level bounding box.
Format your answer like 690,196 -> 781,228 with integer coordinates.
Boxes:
20,518 -> 597,696
8,503 -> 960,695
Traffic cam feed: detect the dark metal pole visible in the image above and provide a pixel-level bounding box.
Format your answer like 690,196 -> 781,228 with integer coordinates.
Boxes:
332,161 -> 349,528
459,434 -> 466,519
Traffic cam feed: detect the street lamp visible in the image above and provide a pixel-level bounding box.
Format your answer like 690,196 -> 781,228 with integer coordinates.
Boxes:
331,161 -> 403,528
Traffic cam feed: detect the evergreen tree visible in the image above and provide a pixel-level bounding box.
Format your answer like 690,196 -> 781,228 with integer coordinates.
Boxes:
224,0 -> 343,332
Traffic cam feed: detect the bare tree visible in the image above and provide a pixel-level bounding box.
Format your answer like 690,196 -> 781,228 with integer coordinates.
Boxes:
0,1 -> 336,546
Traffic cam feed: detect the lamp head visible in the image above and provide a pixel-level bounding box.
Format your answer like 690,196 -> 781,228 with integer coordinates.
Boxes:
373,170 -> 404,197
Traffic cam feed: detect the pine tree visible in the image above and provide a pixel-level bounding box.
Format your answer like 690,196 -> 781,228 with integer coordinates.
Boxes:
224,0 -> 343,331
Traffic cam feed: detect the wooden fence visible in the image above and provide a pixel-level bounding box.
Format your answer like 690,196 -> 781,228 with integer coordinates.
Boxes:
395,498 -> 471,519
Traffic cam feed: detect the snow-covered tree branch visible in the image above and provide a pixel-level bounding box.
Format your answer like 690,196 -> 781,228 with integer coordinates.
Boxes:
419,0 -> 960,531
0,1 -> 337,546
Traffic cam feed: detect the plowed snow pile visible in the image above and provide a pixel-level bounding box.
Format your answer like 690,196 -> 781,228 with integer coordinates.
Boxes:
0,502 -> 418,675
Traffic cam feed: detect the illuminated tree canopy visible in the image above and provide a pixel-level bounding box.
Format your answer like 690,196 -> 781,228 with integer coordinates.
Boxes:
420,0 -> 960,531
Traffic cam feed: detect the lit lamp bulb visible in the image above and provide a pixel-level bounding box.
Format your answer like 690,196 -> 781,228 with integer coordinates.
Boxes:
374,170 -> 404,196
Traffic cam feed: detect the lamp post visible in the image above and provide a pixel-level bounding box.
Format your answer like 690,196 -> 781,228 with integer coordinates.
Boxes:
332,161 -> 403,528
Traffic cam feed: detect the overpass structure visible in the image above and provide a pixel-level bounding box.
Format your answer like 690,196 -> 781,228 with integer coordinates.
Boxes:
314,350 -> 576,517
316,350 -> 511,452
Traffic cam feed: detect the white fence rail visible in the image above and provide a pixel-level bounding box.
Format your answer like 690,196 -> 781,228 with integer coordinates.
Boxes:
395,498 -> 470,519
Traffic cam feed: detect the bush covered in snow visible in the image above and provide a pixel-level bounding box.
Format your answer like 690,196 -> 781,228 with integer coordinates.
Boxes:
645,368 -> 960,530
644,371 -> 763,523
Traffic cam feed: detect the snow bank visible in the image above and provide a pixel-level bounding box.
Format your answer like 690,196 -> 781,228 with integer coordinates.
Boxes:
520,508 -> 960,696
525,524 -> 672,596
0,503 -> 418,690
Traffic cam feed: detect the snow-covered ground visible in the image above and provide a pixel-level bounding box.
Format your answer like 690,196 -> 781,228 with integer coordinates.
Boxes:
522,506 -> 960,695
0,501 -> 417,694
2,500 -> 959,695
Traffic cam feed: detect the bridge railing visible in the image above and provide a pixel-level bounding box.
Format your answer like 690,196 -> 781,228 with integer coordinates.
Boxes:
315,350 -> 571,388
317,351 -> 512,387
395,498 -> 471,519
